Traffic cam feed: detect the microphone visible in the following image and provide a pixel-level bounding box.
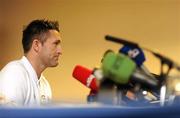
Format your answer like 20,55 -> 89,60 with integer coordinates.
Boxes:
101,51 -> 158,88
72,65 -> 99,92
151,52 -> 180,71
105,35 -> 138,47
119,45 -> 157,84
119,45 -> 146,67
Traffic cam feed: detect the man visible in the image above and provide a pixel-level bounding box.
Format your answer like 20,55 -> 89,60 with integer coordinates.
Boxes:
0,19 -> 62,106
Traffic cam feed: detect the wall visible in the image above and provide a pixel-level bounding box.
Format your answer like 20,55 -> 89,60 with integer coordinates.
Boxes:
0,0 -> 180,103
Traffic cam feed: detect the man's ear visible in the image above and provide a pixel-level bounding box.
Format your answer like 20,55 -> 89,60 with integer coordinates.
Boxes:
32,39 -> 41,52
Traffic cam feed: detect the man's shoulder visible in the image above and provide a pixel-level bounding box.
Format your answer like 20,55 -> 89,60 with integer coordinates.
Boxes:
1,59 -> 25,72
0,58 -> 27,81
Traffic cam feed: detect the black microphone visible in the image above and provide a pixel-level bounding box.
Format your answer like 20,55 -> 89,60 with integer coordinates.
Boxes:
105,35 -> 138,47
152,52 -> 180,71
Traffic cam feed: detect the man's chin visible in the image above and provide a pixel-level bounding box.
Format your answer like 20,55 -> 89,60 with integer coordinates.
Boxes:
50,62 -> 59,67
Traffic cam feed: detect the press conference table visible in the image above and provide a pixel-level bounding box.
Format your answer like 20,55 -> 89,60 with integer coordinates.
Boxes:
0,103 -> 180,118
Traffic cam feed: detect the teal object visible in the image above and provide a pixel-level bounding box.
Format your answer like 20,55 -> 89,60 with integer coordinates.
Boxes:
101,51 -> 136,84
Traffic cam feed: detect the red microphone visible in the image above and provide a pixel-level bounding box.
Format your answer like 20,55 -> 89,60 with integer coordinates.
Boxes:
72,65 -> 98,92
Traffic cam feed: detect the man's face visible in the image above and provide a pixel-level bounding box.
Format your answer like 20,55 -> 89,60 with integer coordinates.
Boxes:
39,30 -> 62,67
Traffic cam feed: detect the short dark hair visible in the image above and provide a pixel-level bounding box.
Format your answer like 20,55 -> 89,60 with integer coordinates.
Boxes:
22,19 -> 60,53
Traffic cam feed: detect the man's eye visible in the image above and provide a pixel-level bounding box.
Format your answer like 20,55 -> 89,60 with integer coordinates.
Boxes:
53,40 -> 61,45
54,42 -> 60,46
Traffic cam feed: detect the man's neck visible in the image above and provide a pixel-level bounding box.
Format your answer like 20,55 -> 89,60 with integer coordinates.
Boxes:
25,53 -> 46,79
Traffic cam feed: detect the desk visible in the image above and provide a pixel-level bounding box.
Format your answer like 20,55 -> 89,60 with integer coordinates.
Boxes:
0,104 -> 179,118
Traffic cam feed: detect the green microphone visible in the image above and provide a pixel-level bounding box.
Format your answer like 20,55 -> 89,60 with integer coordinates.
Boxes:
101,50 -> 158,88
101,51 -> 136,84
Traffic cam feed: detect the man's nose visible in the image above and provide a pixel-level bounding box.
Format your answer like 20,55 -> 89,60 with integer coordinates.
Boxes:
57,45 -> 62,55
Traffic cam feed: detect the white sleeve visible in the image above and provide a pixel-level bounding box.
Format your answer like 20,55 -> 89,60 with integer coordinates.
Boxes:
0,65 -> 26,106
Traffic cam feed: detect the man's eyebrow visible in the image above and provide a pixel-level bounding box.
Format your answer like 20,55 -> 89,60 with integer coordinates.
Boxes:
54,39 -> 61,44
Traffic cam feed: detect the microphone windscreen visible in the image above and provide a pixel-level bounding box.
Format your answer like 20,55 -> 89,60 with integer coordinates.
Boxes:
101,51 -> 136,84
119,45 -> 145,67
72,65 -> 98,91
